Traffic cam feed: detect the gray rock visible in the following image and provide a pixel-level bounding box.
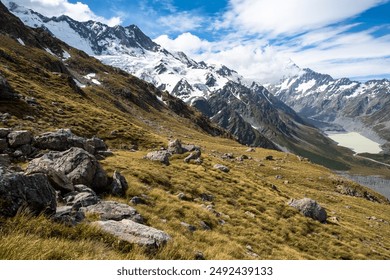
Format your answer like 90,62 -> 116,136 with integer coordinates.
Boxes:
92,219 -> 171,247
111,170 -> 128,196
26,162 -> 74,194
0,128 -> 11,138
64,185 -> 99,210
34,129 -> 85,151
182,144 -> 200,153
181,222 -> 197,232
26,147 -> 108,192
246,148 -> 256,152
7,130 -> 32,148
81,201 -> 143,223
184,149 -> 201,163
214,164 -> 230,173
130,196 -> 146,205
221,153 -> 234,159
145,150 -> 170,165
86,137 -> 107,151
288,198 -> 327,223
200,193 -> 214,202
34,129 -> 107,156
52,206 -> 85,226
0,172 -> 56,217
16,144 -> 33,156
265,155 -> 274,161
199,221 -> 212,230
167,139 -> 183,154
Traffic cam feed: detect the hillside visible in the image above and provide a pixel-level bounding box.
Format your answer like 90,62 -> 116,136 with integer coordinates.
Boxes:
0,2 -> 390,260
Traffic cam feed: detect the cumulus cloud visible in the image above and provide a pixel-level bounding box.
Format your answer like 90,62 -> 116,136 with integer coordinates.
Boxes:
4,0 -> 122,26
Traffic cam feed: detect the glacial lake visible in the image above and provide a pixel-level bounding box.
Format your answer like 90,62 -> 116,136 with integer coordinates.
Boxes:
326,132 -> 382,154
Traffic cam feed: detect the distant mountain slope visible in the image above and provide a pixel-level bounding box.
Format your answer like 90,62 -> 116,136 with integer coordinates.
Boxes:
268,68 -> 390,152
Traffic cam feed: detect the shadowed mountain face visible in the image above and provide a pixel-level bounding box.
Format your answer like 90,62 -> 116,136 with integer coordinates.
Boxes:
3,1 -> 357,167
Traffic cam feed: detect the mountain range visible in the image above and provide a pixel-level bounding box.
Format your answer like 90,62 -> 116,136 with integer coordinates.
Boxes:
268,68 -> 390,152
3,0 -> 372,169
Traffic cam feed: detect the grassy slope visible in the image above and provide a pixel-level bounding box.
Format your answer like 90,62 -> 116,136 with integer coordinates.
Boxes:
0,35 -> 390,260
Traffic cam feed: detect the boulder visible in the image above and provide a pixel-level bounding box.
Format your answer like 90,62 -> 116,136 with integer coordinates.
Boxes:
130,196 -> 146,205
182,144 -> 200,153
0,172 -> 56,217
34,129 -> 85,151
145,150 -> 170,165
92,219 -> 171,247
81,201 -> 143,223
0,154 -> 10,176
184,149 -> 201,163
111,170 -> 128,196
7,130 -> 32,148
26,162 -> 74,194
288,198 -> 327,223
0,128 -> 11,138
26,147 -> 108,192
63,185 -> 99,210
214,164 -> 230,173
246,148 -> 256,152
34,129 -> 107,156
167,139 -> 183,154
52,206 -> 85,226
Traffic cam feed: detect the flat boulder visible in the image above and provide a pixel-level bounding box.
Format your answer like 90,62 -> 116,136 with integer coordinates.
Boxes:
184,150 -> 201,163
81,201 -> 143,223
288,198 -> 327,223
92,219 -> 171,247
145,150 -> 170,165
0,172 -> 56,217
214,164 -> 230,173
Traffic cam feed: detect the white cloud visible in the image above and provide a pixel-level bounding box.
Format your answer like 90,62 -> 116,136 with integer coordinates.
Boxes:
222,0 -> 388,36
154,33 -> 211,54
157,0 -> 390,82
4,0 -> 122,26
157,12 -> 204,33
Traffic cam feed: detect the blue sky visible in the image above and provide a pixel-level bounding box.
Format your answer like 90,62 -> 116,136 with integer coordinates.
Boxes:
5,0 -> 390,83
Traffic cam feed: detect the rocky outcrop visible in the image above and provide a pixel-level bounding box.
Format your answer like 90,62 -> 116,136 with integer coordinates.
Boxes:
0,172 -> 56,217
34,129 -> 110,157
27,147 -> 108,192
92,219 -> 171,247
288,198 -> 327,223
